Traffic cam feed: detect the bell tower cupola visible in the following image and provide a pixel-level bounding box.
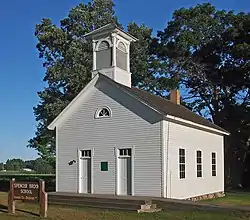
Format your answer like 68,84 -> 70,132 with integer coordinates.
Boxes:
84,24 -> 138,87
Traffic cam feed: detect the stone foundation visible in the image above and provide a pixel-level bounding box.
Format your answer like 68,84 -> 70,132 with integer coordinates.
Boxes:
185,191 -> 225,201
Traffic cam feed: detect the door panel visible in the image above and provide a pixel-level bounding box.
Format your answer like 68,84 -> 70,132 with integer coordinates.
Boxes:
80,158 -> 91,193
119,157 -> 132,195
120,158 -> 127,195
126,157 -> 132,195
87,159 -> 91,193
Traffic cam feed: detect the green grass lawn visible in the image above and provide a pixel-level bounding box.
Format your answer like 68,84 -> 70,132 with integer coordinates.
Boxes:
0,192 -> 250,220
199,192 -> 250,207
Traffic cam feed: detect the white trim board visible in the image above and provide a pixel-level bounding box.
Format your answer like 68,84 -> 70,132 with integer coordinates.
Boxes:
166,121 -> 171,198
161,121 -> 167,198
115,147 -> 119,195
131,145 -> 135,196
83,23 -> 138,42
55,127 -> 59,192
165,115 -> 230,136
77,148 -> 81,193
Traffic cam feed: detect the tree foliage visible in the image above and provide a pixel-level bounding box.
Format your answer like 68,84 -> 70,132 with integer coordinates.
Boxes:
29,0 -> 157,166
32,158 -> 54,174
0,163 -> 4,171
153,3 -> 250,187
2,158 -> 54,174
5,159 -> 25,171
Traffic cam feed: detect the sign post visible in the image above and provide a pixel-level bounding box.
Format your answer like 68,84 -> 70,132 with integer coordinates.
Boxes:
8,178 -> 47,218
8,178 -> 15,214
39,179 -> 47,218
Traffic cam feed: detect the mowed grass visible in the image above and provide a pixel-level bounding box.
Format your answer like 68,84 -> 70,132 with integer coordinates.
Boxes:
199,192 -> 250,206
0,192 -> 249,220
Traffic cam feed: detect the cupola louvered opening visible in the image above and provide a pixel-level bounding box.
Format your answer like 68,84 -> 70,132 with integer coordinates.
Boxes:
116,41 -> 127,71
98,41 -> 109,51
117,41 -> 126,53
96,40 -> 112,69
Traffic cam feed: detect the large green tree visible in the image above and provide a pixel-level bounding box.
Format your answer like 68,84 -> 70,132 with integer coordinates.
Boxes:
29,0 -> 158,166
153,3 -> 250,187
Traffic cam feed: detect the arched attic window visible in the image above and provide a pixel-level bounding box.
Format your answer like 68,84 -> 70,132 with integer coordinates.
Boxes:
96,40 -> 112,69
95,107 -> 111,119
116,41 -> 127,70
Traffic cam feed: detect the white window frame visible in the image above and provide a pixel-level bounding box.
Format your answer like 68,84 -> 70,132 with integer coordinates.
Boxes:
118,148 -> 132,158
179,148 -> 185,179
80,150 -> 91,159
94,106 -> 112,119
212,152 -> 216,176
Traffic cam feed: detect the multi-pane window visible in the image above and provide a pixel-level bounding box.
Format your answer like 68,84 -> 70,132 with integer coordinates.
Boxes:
212,152 -> 216,176
119,148 -> 131,157
179,148 -> 185,179
81,150 -> 91,158
196,150 -> 202,177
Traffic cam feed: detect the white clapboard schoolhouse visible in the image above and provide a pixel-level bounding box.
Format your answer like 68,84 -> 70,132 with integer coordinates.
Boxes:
48,24 -> 230,200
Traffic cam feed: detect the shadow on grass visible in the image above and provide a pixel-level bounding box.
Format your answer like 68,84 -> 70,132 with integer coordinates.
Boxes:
0,204 -> 39,217
16,208 -> 39,217
0,204 -> 8,213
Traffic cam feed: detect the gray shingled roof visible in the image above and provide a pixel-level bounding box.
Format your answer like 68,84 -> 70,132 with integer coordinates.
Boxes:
99,74 -> 229,134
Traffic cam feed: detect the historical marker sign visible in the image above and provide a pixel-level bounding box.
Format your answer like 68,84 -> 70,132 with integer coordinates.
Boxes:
8,178 -> 47,218
13,182 -> 39,201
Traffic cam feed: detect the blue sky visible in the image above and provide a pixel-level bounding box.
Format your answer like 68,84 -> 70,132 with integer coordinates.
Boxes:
0,0 -> 248,163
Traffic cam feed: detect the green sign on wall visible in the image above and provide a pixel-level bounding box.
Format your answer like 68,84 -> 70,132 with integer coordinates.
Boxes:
101,162 -> 108,171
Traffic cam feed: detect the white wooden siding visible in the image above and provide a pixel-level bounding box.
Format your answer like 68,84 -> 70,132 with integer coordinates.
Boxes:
165,121 -> 224,199
57,79 -> 162,196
